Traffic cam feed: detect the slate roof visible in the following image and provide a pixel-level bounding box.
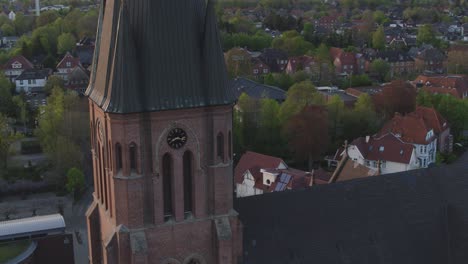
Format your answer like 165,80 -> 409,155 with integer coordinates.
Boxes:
86,0 -> 235,113
236,160 -> 468,264
230,77 -> 286,102
16,69 -> 51,81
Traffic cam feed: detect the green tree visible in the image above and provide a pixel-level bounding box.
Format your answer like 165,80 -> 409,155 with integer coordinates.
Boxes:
57,33 -> 76,54
372,26 -> 385,50
13,13 -> 33,35
370,59 -> 390,82
0,114 -> 22,170
327,95 -> 345,146
373,10 -> 389,25
236,93 -> 259,150
272,30 -> 314,56
256,99 -> 284,156
1,23 -> 15,36
0,74 -> 15,117
417,24 -> 437,46
12,96 -> 27,131
303,22 -> 315,42
279,80 -> 324,124
225,48 -> 253,78
36,10 -> 59,28
66,167 -> 85,198
342,93 -> 379,142
44,75 -> 65,95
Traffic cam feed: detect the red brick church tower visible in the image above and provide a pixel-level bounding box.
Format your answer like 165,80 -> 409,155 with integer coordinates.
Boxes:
85,0 -> 242,263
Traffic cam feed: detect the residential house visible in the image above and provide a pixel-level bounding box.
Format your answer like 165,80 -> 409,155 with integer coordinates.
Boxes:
314,15 -> 339,34
3,55 -> 34,81
414,74 -> 468,99
346,133 -> 419,174
366,50 -> 415,77
414,106 -> 452,153
447,44 -> 468,74
56,52 -> 82,80
1,36 -> 19,49
316,86 -> 357,107
230,77 -> 286,102
15,68 -> 51,93
286,55 -> 317,74
8,10 -> 15,20
64,65 -> 90,95
346,85 -> 385,99
330,47 -> 356,76
251,57 -> 270,78
379,112 -> 438,168
235,151 -> 316,198
412,47 -> 446,73
259,48 -> 288,72
329,150 -> 379,182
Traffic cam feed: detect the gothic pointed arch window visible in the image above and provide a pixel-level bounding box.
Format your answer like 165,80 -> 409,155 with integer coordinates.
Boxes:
129,143 -> 137,172
183,151 -> 193,214
163,153 -> 173,218
217,132 -> 224,162
115,143 -> 122,171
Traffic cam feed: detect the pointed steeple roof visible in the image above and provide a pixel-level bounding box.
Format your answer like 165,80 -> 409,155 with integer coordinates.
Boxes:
86,0 -> 235,113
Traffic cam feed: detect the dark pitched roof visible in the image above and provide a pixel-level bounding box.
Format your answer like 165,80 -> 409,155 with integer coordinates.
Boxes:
236,160 -> 468,264
230,77 -> 286,102
86,0 -> 235,113
16,69 -> 51,81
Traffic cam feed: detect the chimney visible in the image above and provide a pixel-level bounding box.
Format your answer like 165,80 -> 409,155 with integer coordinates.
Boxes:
35,0 -> 40,16
365,136 -> 370,143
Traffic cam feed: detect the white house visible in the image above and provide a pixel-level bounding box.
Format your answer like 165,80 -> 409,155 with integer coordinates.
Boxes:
3,55 -> 34,81
8,11 -> 15,21
347,133 -> 419,175
234,151 -> 317,198
379,112 -> 438,168
15,69 -> 51,93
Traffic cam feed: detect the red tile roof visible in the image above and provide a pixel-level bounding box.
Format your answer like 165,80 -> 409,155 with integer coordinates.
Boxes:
3,55 -> 33,70
351,133 -> 415,164
414,75 -> 468,98
56,52 -> 82,70
379,112 -> 436,145
414,106 -> 449,134
235,151 -> 285,184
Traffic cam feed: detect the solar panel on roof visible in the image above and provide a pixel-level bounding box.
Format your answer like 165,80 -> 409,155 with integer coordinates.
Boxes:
275,183 -> 284,191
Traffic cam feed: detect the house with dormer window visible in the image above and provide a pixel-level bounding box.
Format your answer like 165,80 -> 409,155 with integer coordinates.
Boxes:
346,133 -> 419,175
3,55 -> 34,81
55,52 -> 82,80
379,111 -> 438,168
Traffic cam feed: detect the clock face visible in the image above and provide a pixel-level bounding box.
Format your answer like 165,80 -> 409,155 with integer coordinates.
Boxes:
166,128 -> 187,149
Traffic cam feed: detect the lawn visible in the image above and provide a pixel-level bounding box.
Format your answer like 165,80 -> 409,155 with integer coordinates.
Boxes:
0,241 -> 31,263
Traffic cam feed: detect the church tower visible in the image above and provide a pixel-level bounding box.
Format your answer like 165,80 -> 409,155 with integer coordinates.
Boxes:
85,1 -> 242,263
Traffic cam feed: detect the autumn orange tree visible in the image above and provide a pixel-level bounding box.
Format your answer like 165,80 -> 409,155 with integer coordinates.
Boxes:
285,105 -> 329,171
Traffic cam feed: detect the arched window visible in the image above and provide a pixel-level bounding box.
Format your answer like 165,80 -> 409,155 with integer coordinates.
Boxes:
115,143 -> 122,170
217,132 -> 224,161
183,151 -> 193,214
129,143 -> 137,171
228,131 -> 232,160
162,153 -> 173,218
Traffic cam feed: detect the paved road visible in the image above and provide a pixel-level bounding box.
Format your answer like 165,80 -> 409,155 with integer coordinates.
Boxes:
68,188 -> 93,264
